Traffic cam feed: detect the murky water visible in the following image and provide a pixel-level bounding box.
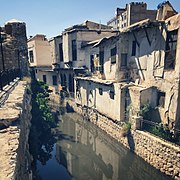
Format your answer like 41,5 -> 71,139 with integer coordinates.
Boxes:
36,112 -> 172,180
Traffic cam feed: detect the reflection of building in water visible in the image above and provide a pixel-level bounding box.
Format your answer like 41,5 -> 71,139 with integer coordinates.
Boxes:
55,114 -> 171,180
56,115 -> 121,180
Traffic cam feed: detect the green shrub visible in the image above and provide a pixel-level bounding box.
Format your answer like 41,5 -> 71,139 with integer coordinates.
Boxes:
121,121 -> 131,137
150,124 -> 173,141
31,80 -> 56,131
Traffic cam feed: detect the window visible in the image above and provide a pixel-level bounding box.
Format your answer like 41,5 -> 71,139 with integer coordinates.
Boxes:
90,55 -> 95,72
52,75 -> 57,85
121,53 -> 127,67
157,91 -> 165,108
164,30 -> 178,70
109,90 -> 115,99
43,75 -> 47,83
60,74 -> 63,85
29,50 -> 34,63
131,41 -> 136,56
99,51 -> 104,73
72,40 -> 77,61
59,43 -> 63,62
111,47 -> 117,64
99,88 -> 103,95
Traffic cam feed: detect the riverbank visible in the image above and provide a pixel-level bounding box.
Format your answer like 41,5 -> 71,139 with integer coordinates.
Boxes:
65,98 -> 180,179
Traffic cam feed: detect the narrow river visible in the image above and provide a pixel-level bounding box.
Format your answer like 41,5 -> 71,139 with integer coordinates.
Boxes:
35,112 -> 172,180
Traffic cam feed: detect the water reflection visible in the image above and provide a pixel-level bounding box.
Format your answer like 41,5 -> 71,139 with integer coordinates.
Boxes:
39,113 -> 171,180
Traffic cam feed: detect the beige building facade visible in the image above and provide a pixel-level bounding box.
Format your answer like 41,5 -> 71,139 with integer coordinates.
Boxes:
28,34 -> 59,92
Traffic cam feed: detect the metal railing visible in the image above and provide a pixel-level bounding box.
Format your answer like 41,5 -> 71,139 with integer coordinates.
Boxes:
142,119 -> 180,145
0,68 -> 21,90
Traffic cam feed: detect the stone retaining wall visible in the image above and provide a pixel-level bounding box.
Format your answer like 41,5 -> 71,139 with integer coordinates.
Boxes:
66,99 -> 180,179
0,81 -> 32,180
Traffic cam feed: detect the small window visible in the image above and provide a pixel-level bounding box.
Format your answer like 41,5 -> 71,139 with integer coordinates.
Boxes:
29,50 -> 34,63
121,53 -> 127,67
72,40 -> 77,61
99,88 -> 103,95
43,75 -> 47,83
52,75 -> 57,85
164,30 -> 177,70
59,43 -> 63,62
132,41 -> 136,56
157,91 -> 165,108
111,47 -> 117,64
99,51 -> 104,73
109,90 -> 115,99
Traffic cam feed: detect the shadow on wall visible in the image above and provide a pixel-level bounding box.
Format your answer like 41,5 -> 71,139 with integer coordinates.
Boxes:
127,131 -> 135,152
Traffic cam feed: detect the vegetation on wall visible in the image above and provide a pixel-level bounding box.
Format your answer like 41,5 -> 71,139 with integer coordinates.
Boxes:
31,80 -> 56,130
121,121 -> 131,137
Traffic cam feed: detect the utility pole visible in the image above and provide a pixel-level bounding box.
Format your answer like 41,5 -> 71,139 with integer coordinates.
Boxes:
0,27 -> 5,71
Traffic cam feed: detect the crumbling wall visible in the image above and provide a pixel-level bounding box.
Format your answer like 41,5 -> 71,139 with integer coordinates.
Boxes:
0,21 -> 28,76
0,80 -> 32,180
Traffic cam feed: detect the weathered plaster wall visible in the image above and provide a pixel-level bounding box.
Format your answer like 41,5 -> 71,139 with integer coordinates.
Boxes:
28,35 -> 52,67
125,23 -> 180,129
0,81 -> 32,180
75,78 -> 123,121
66,99 -> 180,179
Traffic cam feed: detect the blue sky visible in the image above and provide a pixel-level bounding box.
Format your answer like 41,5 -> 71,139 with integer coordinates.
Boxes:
0,0 -> 179,38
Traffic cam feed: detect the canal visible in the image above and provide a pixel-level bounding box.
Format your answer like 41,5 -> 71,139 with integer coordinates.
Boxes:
34,112 -> 172,180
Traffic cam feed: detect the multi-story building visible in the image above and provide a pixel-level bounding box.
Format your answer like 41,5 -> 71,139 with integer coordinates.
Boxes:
28,34 -> 58,92
74,9 -> 180,133
107,2 -> 157,31
53,20 -> 118,93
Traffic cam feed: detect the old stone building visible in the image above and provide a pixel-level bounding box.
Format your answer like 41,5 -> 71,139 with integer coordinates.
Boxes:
0,19 -> 28,76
